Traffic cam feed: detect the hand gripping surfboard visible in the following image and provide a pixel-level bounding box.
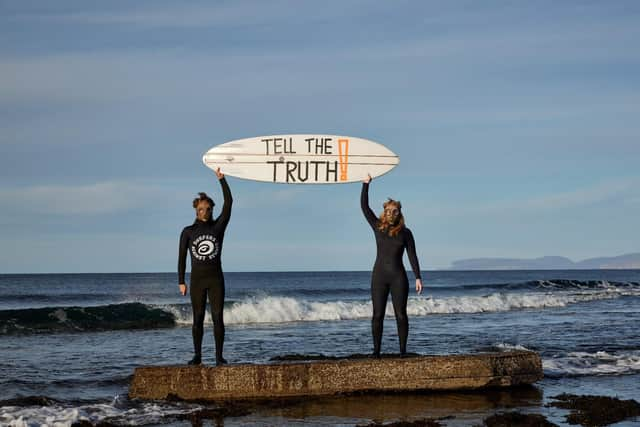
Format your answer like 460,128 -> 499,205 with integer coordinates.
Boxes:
202,135 -> 399,184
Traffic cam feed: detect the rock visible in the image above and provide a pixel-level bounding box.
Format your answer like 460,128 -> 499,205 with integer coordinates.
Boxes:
129,351 -> 542,401
356,419 -> 444,426
548,393 -> 640,426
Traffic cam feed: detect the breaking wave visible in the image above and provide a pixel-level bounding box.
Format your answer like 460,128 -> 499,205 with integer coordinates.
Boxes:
2,279 -> 639,334
0,303 -> 175,335
0,395 -> 212,427
544,350 -> 640,377
164,284 -> 640,325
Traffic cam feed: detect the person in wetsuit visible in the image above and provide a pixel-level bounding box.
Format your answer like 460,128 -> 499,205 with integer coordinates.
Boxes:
361,174 -> 423,357
178,167 -> 232,366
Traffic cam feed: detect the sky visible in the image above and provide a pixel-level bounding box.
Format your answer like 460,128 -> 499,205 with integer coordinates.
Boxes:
1,0 -> 639,273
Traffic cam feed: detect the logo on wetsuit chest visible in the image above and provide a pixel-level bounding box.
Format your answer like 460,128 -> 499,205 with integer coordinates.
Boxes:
191,235 -> 219,261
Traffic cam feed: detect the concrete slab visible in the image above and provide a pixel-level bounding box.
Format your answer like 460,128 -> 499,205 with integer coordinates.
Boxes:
129,351 -> 542,401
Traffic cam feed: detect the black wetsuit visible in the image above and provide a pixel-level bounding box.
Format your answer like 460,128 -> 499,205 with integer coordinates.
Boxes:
178,178 -> 232,363
361,182 -> 421,355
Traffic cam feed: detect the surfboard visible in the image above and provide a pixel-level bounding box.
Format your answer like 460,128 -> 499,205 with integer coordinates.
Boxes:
202,135 -> 399,184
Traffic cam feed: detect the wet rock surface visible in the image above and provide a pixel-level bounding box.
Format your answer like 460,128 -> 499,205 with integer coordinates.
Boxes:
0,395 -> 61,407
271,353 -> 421,361
478,411 -> 558,426
171,404 -> 252,425
356,419 -> 444,427
547,393 -> 640,426
71,421 -> 119,427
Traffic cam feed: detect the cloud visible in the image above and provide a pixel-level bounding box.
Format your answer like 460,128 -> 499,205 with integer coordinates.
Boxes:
233,187 -> 305,209
0,181 -> 177,215
384,97 -> 640,126
0,179 -> 311,221
515,179 -> 639,211
6,1 -> 369,29
417,177 -> 640,218
3,2 -> 639,108
0,233 -> 178,273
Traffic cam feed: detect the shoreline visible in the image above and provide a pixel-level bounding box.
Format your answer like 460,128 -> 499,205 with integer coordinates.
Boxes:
5,387 -> 639,426
3,360 -> 640,425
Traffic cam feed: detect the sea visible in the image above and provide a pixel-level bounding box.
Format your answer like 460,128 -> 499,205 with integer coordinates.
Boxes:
1,269 -> 640,426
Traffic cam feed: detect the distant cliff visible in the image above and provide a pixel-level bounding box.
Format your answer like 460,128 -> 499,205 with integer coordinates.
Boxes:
450,253 -> 640,270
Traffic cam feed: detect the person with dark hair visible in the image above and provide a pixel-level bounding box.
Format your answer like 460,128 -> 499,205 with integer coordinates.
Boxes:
178,167 -> 232,365
361,174 -> 423,357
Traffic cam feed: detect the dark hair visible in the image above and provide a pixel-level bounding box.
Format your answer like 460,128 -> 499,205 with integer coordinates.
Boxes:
192,192 -> 215,209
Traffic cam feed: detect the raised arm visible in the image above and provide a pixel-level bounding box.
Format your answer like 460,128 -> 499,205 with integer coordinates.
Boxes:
405,229 -> 422,280
213,176 -> 233,234
361,181 -> 378,229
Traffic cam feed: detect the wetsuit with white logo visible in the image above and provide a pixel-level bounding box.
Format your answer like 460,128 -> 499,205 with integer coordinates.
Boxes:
361,182 -> 421,355
178,178 -> 232,363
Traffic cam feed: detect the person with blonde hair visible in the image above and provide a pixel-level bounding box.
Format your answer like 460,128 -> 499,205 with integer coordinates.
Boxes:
361,174 -> 423,357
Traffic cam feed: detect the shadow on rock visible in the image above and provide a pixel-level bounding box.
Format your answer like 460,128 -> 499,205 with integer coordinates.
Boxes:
477,411 -> 558,427
356,419 -> 444,427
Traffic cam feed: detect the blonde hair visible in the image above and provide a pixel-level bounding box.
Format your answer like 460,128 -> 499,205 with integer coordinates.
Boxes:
377,199 -> 405,237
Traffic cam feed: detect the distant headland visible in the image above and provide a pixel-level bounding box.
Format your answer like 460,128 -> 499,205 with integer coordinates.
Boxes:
450,253 -> 640,270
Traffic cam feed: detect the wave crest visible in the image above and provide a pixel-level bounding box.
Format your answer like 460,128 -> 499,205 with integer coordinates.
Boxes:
544,350 -> 640,377
0,303 -> 175,335
2,280 -> 639,334
162,286 -> 639,325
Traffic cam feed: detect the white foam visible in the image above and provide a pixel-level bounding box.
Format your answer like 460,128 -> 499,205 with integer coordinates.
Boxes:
157,285 -> 640,326
0,399 -> 203,427
161,303 -> 196,325
227,296 -> 374,324
543,350 -> 640,377
0,406 -> 82,427
493,342 -> 533,352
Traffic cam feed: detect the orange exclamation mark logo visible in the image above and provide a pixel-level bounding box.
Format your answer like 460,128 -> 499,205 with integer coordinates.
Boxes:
338,139 -> 349,181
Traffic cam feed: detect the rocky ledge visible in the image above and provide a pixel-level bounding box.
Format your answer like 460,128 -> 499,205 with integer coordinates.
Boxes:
129,351 -> 542,401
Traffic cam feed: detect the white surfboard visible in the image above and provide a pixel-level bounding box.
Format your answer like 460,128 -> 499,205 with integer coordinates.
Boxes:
202,135 -> 399,184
